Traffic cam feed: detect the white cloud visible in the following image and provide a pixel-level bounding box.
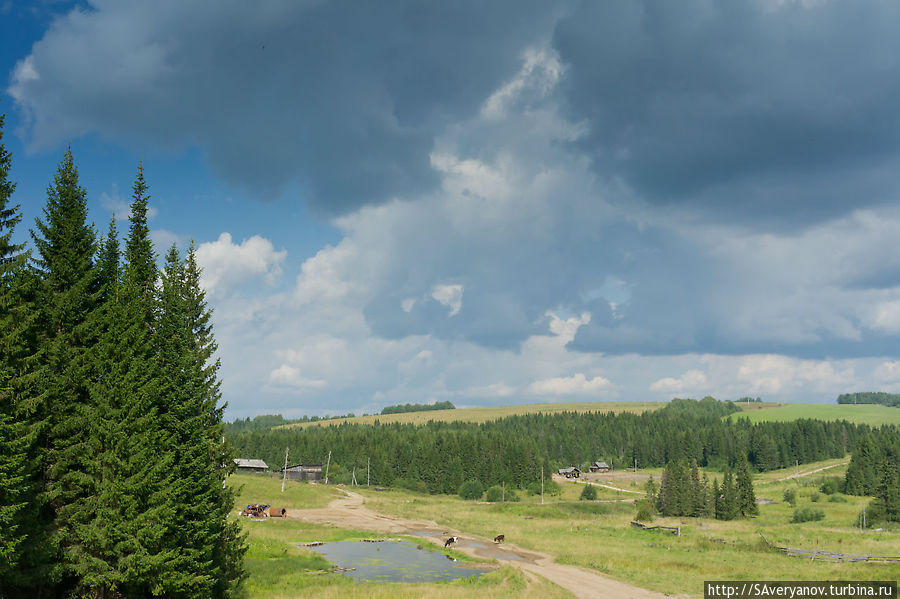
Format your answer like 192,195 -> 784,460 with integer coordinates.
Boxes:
195,232 -> 287,297
649,370 -> 709,394
528,373 -> 612,396
431,284 -> 463,317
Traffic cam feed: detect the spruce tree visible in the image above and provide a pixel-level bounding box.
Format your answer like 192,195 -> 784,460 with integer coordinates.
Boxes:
0,108 -> 31,586
26,145 -> 99,594
735,453 -> 759,517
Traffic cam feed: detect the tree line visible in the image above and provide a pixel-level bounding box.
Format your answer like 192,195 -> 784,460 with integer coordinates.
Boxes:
843,427 -> 900,526
381,400 -> 455,415
837,392 -> 900,407
0,111 -> 244,598
228,397 -> 868,494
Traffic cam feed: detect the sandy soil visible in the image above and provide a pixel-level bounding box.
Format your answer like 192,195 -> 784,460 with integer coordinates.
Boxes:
295,489 -> 668,599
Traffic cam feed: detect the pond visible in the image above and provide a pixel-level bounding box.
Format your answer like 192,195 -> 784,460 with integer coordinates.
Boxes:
305,540 -> 491,583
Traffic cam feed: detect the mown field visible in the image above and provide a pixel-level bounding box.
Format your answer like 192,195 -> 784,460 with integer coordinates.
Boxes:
727,403 -> 900,426
278,401 -> 668,430
229,458 -> 900,598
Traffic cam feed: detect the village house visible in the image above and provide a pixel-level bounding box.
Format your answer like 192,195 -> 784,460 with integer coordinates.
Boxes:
233,458 -> 269,473
281,463 -> 324,482
558,466 -> 581,478
589,461 -> 611,473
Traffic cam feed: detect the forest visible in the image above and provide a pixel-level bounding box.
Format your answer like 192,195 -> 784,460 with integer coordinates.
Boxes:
381,400 -> 456,415
0,112 -> 244,598
837,392 -> 900,407
227,397 -> 868,494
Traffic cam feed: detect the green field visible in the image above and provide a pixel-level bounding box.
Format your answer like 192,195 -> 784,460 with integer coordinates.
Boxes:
278,401 -> 667,430
727,403 -> 900,426
229,460 -> 900,598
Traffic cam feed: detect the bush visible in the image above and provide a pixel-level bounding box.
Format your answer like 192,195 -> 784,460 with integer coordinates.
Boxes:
783,487 -> 797,507
819,477 -> 841,495
828,494 -> 848,503
792,507 -> 825,523
579,484 -> 598,501
458,479 -> 484,500
635,499 -> 655,522
485,486 -> 503,502
810,492 -> 820,502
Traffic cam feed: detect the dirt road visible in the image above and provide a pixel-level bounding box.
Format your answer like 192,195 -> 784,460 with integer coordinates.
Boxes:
296,490 -> 667,599
776,460 -> 850,482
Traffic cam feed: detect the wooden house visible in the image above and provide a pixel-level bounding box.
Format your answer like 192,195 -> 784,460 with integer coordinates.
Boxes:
282,463 -> 323,482
233,458 -> 269,473
589,461 -> 611,473
558,466 -> 581,478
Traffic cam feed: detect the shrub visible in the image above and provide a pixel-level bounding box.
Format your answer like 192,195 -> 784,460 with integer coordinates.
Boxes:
810,492 -> 820,502
458,479 -> 484,500
485,485 -> 503,502
792,507 -> 825,523
579,484 -> 598,501
635,499 -> 655,522
828,494 -> 848,503
819,477 -> 841,495
783,488 -> 797,507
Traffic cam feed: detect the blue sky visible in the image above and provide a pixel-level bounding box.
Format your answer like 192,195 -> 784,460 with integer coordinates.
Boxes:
5,0 -> 900,419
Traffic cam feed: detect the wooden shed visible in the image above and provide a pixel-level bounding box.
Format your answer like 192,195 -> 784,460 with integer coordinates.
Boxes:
281,464 -> 323,482
589,461 -> 611,473
233,458 -> 269,473
558,466 -> 581,478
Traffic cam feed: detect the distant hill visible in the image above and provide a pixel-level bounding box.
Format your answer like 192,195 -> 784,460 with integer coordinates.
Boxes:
727,403 -> 900,427
275,400 -> 668,430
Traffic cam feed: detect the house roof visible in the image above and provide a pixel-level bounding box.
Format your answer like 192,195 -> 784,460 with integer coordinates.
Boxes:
593,461 -> 610,468
558,466 -> 580,473
284,464 -> 323,471
234,458 -> 269,469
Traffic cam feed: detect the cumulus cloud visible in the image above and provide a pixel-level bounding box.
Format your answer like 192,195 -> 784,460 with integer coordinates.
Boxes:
195,232 -> 286,297
649,370 -> 709,394
528,373 -> 613,396
431,284 -> 463,317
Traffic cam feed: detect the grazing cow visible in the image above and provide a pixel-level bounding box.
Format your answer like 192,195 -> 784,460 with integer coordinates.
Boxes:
493,534 -> 505,544
444,536 -> 459,548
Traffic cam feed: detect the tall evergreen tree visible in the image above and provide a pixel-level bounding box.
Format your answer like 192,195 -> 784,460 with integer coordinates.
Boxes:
0,107 -> 31,586
735,453 -> 759,517
24,145 -> 99,594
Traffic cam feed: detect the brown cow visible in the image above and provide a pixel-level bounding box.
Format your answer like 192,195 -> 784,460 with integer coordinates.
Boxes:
493,534 -> 505,543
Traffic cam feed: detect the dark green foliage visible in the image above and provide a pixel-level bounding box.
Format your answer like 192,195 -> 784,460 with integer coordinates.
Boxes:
837,392 -> 900,407
819,477 -> 841,495
783,487 -> 797,507
735,454 -> 758,517
644,476 -> 658,506
828,494 -> 848,503
791,507 -> 825,523
809,492 -> 820,502
381,401 -> 455,415
579,484 -> 597,501
458,479 -> 484,500
485,485 -> 504,502
0,153 -> 245,596
634,499 -> 655,522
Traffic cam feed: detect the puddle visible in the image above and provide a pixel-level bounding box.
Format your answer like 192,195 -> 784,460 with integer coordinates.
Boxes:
305,540 -> 490,583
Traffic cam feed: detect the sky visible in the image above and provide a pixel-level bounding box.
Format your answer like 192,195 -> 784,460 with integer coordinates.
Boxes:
4,0 -> 900,419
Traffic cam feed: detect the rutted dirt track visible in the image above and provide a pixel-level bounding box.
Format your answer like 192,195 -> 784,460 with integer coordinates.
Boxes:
296,490 -> 667,599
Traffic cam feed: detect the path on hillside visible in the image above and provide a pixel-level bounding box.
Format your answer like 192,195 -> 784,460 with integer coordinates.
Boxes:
776,460 -> 850,482
295,490 -> 667,599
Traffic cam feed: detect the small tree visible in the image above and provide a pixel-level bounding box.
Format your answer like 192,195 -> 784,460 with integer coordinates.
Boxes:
485,485 -> 503,502
458,480 -> 484,500
783,487 -> 797,507
579,484 -> 598,501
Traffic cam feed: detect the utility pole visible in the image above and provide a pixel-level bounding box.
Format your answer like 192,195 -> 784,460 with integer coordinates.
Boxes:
351,468 -> 357,486
502,481 -> 505,502
325,450 -> 331,485
541,465 -> 544,505
367,457 -> 370,486
281,447 -> 289,492
796,460 -> 799,479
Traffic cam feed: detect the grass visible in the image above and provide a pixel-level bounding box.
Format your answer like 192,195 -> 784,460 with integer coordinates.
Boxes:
276,401 -> 665,429
228,475 -> 573,598
726,403 -> 900,426
361,461 -> 900,597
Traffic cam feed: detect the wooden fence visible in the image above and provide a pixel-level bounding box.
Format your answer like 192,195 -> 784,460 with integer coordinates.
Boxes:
631,521 -> 681,536
759,532 -> 900,563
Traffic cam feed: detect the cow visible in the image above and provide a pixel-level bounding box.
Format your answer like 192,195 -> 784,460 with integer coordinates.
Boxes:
444,536 -> 459,548
493,534 -> 505,544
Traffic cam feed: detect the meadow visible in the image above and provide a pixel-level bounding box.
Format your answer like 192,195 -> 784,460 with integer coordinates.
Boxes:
726,403 -> 900,426
229,458 -> 900,598
278,401 -> 668,430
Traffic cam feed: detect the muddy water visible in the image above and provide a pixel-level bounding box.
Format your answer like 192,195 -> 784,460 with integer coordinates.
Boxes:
306,540 -> 490,583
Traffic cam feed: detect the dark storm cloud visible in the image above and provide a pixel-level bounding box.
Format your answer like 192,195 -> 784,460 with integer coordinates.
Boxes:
9,0 -> 561,214
552,0 -> 900,227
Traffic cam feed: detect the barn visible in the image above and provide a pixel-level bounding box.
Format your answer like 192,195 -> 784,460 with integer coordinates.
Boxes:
589,461 -> 611,473
281,463 -> 323,482
233,458 -> 269,473
558,466 -> 581,478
